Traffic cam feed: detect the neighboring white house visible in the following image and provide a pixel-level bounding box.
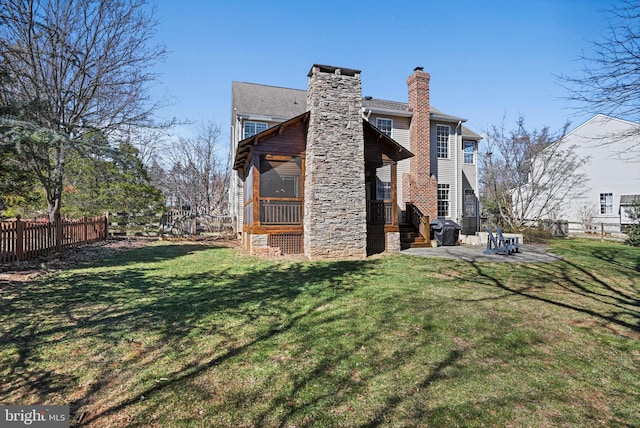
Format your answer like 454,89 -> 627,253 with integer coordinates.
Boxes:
549,114 -> 640,232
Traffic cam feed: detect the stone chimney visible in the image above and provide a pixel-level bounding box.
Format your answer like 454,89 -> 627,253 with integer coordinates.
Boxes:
304,65 -> 367,260
407,67 -> 438,219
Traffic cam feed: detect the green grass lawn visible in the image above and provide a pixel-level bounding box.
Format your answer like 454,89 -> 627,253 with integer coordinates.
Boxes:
1,239 -> 639,427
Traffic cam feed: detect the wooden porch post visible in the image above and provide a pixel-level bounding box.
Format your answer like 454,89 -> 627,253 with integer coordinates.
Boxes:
253,154 -> 260,227
391,163 -> 398,225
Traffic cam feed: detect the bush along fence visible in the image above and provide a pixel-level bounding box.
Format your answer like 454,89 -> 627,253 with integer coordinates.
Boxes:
0,215 -> 107,263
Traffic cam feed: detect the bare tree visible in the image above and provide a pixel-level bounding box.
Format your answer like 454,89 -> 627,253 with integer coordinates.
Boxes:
480,116 -> 589,230
563,1 -> 640,130
0,0 -> 166,221
160,122 -> 229,215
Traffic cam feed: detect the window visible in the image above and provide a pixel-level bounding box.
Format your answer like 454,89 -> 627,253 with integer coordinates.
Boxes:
260,157 -> 302,198
600,193 -> 613,214
376,118 -> 393,137
463,141 -> 475,164
436,125 -> 450,158
376,178 -> 391,200
243,121 -> 267,139
464,189 -> 476,217
437,184 -> 450,217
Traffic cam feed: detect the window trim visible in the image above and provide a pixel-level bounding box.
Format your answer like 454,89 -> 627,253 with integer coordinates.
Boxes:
437,183 -> 450,218
375,117 -> 393,138
243,121 -> 268,139
436,124 -> 450,159
463,141 -> 475,165
600,192 -> 614,215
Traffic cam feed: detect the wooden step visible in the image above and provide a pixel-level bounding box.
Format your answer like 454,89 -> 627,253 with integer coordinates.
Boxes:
408,241 -> 433,248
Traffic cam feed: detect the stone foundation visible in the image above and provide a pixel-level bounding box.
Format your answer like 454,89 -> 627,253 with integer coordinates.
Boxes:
386,232 -> 401,253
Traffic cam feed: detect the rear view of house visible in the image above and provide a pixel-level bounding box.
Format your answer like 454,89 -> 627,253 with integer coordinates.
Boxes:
229,64 -> 482,259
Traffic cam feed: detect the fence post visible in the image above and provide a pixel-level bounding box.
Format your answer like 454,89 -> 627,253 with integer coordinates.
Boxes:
104,212 -> 109,238
601,222 -> 605,242
83,216 -> 88,242
55,214 -> 63,252
15,215 -> 24,261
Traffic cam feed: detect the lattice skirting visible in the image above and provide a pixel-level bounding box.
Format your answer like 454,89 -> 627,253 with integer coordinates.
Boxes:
366,231 -> 386,256
268,233 -> 304,254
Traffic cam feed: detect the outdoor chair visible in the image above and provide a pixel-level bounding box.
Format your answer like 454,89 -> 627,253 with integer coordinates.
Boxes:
484,226 -> 520,256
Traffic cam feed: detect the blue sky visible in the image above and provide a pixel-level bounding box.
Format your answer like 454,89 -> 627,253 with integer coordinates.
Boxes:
150,0 -> 616,143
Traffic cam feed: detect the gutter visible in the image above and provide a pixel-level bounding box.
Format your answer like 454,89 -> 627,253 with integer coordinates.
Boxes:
363,106 -> 413,118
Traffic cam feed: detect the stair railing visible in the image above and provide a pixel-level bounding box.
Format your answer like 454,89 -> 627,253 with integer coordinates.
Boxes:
406,203 -> 430,240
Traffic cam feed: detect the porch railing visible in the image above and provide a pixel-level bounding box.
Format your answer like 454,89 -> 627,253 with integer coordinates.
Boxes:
260,200 -> 303,225
367,200 -> 393,224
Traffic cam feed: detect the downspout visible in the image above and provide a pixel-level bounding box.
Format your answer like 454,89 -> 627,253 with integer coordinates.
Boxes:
455,121 -> 461,224
475,140 -> 480,231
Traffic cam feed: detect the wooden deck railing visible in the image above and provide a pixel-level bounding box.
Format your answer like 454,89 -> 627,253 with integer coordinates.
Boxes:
260,200 -> 303,225
1,215 -> 107,263
367,201 -> 393,224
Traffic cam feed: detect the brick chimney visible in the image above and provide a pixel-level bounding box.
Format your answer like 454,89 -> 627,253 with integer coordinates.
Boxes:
304,65 -> 367,260
407,67 -> 438,220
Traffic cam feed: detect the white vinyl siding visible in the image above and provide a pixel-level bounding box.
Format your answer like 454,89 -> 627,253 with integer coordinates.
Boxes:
391,117 -> 410,213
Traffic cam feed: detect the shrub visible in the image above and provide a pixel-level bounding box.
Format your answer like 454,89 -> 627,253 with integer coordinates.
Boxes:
624,199 -> 640,247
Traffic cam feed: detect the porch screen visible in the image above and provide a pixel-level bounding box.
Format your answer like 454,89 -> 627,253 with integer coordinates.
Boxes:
260,157 -> 302,198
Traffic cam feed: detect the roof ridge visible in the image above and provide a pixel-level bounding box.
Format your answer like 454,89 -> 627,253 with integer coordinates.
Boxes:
232,81 -> 305,92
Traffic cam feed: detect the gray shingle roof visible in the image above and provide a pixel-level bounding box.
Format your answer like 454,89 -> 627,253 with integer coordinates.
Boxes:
620,194 -> 640,204
232,82 -> 306,120
232,83 -> 482,140
362,98 -> 410,113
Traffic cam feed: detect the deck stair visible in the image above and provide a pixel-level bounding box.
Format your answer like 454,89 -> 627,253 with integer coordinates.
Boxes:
400,222 -> 431,249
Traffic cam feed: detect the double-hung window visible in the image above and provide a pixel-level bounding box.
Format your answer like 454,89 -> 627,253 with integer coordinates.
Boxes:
463,141 -> 475,164
243,121 -> 267,139
376,118 -> 393,137
600,193 -> 613,214
436,125 -> 450,158
437,184 -> 450,217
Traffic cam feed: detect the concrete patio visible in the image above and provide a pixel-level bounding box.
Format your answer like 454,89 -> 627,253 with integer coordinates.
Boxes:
401,244 -> 562,263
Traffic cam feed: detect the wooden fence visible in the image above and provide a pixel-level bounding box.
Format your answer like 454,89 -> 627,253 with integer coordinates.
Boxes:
0,215 -> 107,263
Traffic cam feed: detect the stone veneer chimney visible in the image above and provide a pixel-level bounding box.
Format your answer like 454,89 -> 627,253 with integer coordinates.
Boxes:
407,67 -> 438,220
304,65 -> 367,260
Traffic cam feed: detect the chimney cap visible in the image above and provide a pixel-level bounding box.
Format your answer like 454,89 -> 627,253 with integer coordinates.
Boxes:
414,66 -> 424,72
308,64 -> 361,77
